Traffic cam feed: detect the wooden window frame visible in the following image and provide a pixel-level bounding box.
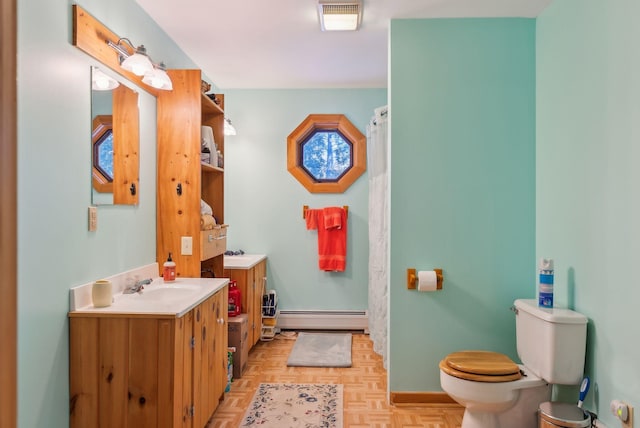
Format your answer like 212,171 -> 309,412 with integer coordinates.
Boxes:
287,114 -> 366,193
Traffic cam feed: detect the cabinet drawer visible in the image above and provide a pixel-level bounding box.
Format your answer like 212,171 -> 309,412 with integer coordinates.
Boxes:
200,227 -> 227,261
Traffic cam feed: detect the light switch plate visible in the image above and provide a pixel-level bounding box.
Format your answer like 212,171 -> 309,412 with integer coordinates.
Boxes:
181,236 -> 193,255
88,206 -> 97,232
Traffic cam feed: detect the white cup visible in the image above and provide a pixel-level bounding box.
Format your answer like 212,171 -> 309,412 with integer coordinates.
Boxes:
92,280 -> 113,307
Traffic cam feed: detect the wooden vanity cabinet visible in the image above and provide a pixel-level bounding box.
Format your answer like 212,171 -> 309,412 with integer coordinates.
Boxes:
223,259 -> 266,347
69,286 -> 228,428
156,69 -> 226,279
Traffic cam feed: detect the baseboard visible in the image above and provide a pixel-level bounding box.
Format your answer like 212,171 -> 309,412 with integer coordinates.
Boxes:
277,310 -> 368,332
390,391 -> 459,406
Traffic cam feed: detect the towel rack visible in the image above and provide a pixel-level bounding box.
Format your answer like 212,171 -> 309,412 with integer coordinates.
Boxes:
302,205 -> 349,219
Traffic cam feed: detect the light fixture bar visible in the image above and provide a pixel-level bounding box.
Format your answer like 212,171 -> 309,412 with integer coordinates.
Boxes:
106,38 -> 173,90
318,0 -> 362,31
106,40 -> 129,58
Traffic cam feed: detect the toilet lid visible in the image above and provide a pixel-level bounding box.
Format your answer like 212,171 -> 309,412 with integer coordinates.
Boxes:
440,350 -> 522,382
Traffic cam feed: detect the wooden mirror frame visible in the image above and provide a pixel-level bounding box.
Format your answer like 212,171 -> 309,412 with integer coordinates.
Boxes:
287,114 -> 366,193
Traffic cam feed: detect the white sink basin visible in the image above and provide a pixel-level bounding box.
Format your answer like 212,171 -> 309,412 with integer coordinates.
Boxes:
223,254 -> 266,269
134,283 -> 201,302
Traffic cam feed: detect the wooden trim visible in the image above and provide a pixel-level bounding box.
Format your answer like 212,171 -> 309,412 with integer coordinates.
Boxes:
287,114 -> 366,194
390,391 -> 459,406
0,0 -> 17,425
72,5 -> 158,96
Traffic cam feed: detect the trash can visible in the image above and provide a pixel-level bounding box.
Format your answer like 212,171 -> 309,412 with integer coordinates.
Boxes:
539,402 -> 591,428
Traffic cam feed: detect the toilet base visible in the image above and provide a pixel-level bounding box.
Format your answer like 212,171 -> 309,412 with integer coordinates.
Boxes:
460,383 -> 551,428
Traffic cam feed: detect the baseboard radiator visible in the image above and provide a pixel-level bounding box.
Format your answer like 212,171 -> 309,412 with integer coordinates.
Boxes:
277,310 -> 369,333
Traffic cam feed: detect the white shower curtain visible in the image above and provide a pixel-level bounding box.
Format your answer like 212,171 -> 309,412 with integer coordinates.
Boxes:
367,105 -> 389,369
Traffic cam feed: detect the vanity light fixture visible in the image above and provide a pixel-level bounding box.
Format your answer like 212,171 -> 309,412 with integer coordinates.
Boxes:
107,38 -> 173,90
224,117 -> 237,136
142,62 -> 173,90
91,67 -> 119,91
317,0 -> 362,31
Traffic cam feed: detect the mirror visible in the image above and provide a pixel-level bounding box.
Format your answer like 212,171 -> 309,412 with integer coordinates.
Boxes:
91,66 -> 140,205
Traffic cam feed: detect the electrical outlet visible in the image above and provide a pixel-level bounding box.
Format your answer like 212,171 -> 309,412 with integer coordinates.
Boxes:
612,400 -> 634,428
88,206 -> 97,232
181,236 -> 193,255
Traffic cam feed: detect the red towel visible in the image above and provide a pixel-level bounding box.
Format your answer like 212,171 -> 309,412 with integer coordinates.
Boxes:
305,208 -> 321,230
306,207 -> 347,272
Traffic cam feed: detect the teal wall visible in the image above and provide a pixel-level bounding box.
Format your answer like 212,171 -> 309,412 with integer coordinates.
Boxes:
17,0 -> 199,426
537,0 -> 640,422
222,89 -> 386,310
18,1 -> 639,426
389,19 -> 536,391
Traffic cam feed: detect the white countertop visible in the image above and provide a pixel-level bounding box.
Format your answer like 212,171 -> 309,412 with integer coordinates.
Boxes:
69,277 -> 229,318
223,254 -> 267,270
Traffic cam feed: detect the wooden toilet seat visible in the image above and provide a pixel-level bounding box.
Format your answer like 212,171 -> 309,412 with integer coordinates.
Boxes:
439,350 -> 522,382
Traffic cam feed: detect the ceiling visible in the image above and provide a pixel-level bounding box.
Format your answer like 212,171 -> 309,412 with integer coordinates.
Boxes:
135,0 -> 552,89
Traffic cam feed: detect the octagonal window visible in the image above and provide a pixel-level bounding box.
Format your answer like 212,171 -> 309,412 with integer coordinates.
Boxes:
287,114 -> 366,193
94,130 -> 114,182
301,130 -> 352,181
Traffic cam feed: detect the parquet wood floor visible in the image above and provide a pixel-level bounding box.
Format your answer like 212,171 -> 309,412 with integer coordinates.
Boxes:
206,333 -> 463,428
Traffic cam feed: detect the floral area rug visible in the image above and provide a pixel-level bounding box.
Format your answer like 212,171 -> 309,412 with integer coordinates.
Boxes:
240,383 -> 343,428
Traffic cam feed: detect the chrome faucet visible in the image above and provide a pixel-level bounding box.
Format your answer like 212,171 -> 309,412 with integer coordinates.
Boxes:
123,278 -> 153,294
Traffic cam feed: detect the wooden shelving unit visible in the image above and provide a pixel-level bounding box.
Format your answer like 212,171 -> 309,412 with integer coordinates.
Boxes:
156,69 -> 227,278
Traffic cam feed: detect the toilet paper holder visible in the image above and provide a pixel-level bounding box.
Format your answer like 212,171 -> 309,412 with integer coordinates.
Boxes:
407,268 -> 443,290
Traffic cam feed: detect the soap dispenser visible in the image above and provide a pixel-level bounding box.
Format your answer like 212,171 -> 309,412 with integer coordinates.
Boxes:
163,252 -> 176,282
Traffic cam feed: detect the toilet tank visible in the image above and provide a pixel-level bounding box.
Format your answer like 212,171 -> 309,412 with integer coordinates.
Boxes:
514,299 -> 587,385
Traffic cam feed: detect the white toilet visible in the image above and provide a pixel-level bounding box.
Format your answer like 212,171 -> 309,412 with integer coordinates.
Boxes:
439,299 -> 588,428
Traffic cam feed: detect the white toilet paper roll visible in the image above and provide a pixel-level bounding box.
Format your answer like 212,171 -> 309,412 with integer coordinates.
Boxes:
417,270 -> 438,292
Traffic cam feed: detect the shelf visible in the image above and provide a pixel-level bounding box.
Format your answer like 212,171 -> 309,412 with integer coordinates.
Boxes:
201,162 -> 224,173
201,93 -> 224,116
260,326 -> 277,342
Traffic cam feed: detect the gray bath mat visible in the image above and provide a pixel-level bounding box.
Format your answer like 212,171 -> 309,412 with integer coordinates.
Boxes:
287,332 -> 352,367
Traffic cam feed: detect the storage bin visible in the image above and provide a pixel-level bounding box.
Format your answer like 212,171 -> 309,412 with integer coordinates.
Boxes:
200,226 -> 227,261
538,402 -> 591,428
227,314 -> 249,379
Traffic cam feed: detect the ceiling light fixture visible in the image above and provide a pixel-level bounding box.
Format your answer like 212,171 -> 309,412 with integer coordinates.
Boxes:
317,0 -> 362,31
107,38 -> 173,90
224,117 -> 237,136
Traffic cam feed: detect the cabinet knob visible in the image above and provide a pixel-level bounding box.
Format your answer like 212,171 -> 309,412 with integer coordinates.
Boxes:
217,318 -> 225,325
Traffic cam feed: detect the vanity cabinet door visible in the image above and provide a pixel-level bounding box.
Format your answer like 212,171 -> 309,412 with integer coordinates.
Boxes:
188,286 -> 228,427
212,286 -> 229,405
193,292 -> 218,428
69,316 -> 181,428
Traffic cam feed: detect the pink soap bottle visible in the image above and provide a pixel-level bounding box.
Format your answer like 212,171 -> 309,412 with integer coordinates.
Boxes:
163,252 -> 176,282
